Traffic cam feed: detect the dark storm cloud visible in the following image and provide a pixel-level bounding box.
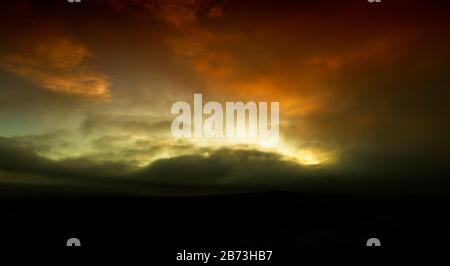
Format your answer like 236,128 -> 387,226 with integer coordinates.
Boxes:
134,149 -> 325,186
1,135 -> 449,196
0,136 -> 314,184
0,136 -> 326,191
0,137 -> 132,180
337,144 -> 450,178
132,147 -> 450,196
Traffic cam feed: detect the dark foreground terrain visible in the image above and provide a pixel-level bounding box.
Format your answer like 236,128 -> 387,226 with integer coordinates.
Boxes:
0,192 -> 448,261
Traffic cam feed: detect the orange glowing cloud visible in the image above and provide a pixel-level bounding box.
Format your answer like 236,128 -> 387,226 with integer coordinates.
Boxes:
0,36 -> 110,98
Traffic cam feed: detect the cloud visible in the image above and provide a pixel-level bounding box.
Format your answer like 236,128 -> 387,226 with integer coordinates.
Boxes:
80,113 -> 172,136
10,126 -> 197,169
0,36 -> 110,98
0,137 -> 132,180
107,0 -> 226,27
0,135 -> 449,197
0,136 -> 329,195
0,0 -> 449,197
134,148 -> 322,186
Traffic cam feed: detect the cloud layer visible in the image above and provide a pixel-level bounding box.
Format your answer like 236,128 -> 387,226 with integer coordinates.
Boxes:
0,0 -> 449,197
0,33 -> 110,98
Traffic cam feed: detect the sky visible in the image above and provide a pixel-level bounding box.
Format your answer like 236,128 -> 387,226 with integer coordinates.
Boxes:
0,0 -> 449,197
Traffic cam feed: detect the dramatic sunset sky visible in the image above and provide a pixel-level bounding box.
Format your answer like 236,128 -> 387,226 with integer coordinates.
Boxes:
0,0 -> 449,196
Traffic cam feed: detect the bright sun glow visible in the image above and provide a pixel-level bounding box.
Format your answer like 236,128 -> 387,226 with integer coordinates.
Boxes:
185,136 -> 335,166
